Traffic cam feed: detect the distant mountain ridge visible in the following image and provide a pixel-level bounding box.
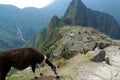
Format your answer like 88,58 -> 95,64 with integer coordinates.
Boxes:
63,0 -> 120,39
0,5 -> 37,49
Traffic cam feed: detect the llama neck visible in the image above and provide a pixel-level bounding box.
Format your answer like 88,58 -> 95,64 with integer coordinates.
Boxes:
45,58 -> 55,68
44,56 -> 60,78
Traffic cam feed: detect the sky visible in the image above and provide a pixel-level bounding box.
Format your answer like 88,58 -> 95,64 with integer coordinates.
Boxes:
0,0 -> 55,8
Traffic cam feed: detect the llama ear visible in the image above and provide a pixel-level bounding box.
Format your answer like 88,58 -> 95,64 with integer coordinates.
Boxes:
57,66 -> 60,69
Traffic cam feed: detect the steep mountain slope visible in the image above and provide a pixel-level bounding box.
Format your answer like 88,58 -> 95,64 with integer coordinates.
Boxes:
61,0 -> 120,24
26,16 -> 65,53
0,5 -> 40,49
82,0 -> 120,24
63,0 -> 120,39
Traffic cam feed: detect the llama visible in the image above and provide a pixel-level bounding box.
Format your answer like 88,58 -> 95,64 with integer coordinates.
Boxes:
0,48 -> 60,80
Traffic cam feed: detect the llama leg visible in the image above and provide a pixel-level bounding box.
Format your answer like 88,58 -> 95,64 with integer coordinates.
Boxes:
0,57 -> 11,80
38,64 -> 43,76
31,64 -> 38,80
0,74 -> 6,80
0,68 -> 11,80
0,65 -> 11,80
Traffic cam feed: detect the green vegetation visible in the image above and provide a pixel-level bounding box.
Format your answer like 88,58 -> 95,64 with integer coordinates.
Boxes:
60,51 -> 77,59
7,75 -> 24,80
26,16 -> 65,58
42,29 -> 62,50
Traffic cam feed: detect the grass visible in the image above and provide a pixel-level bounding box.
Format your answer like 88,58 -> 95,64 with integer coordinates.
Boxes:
7,68 -> 35,80
7,74 -> 25,80
60,53 -> 92,79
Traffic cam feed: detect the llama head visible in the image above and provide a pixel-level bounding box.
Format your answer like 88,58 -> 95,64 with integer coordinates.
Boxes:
51,66 -> 60,78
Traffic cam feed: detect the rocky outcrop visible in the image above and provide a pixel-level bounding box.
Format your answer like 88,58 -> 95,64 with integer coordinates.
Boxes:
90,47 -> 111,65
91,49 -> 106,62
76,46 -> 120,80
26,25 -> 114,59
50,26 -> 113,59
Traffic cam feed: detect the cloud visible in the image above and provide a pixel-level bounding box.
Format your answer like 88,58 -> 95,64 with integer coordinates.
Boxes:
0,0 -> 55,8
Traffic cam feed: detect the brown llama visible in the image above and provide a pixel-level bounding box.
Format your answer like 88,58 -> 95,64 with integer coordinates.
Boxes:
0,48 -> 60,80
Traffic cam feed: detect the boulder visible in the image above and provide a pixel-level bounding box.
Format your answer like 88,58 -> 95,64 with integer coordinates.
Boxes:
91,48 -> 111,65
97,42 -> 110,49
91,51 -> 106,62
91,49 -> 106,62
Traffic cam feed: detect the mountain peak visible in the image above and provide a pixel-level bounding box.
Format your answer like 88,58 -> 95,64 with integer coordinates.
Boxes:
72,0 -> 81,1
72,0 -> 86,10
47,15 -> 60,31
63,0 -> 87,25
47,15 -> 64,33
51,15 -> 60,22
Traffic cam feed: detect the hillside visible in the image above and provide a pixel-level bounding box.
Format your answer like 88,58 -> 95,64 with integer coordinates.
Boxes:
0,5 -> 40,49
26,23 -> 116,59
7,46 -> 120,80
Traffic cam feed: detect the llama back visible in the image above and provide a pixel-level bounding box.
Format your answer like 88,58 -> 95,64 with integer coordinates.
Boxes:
2,48 -> 44,70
